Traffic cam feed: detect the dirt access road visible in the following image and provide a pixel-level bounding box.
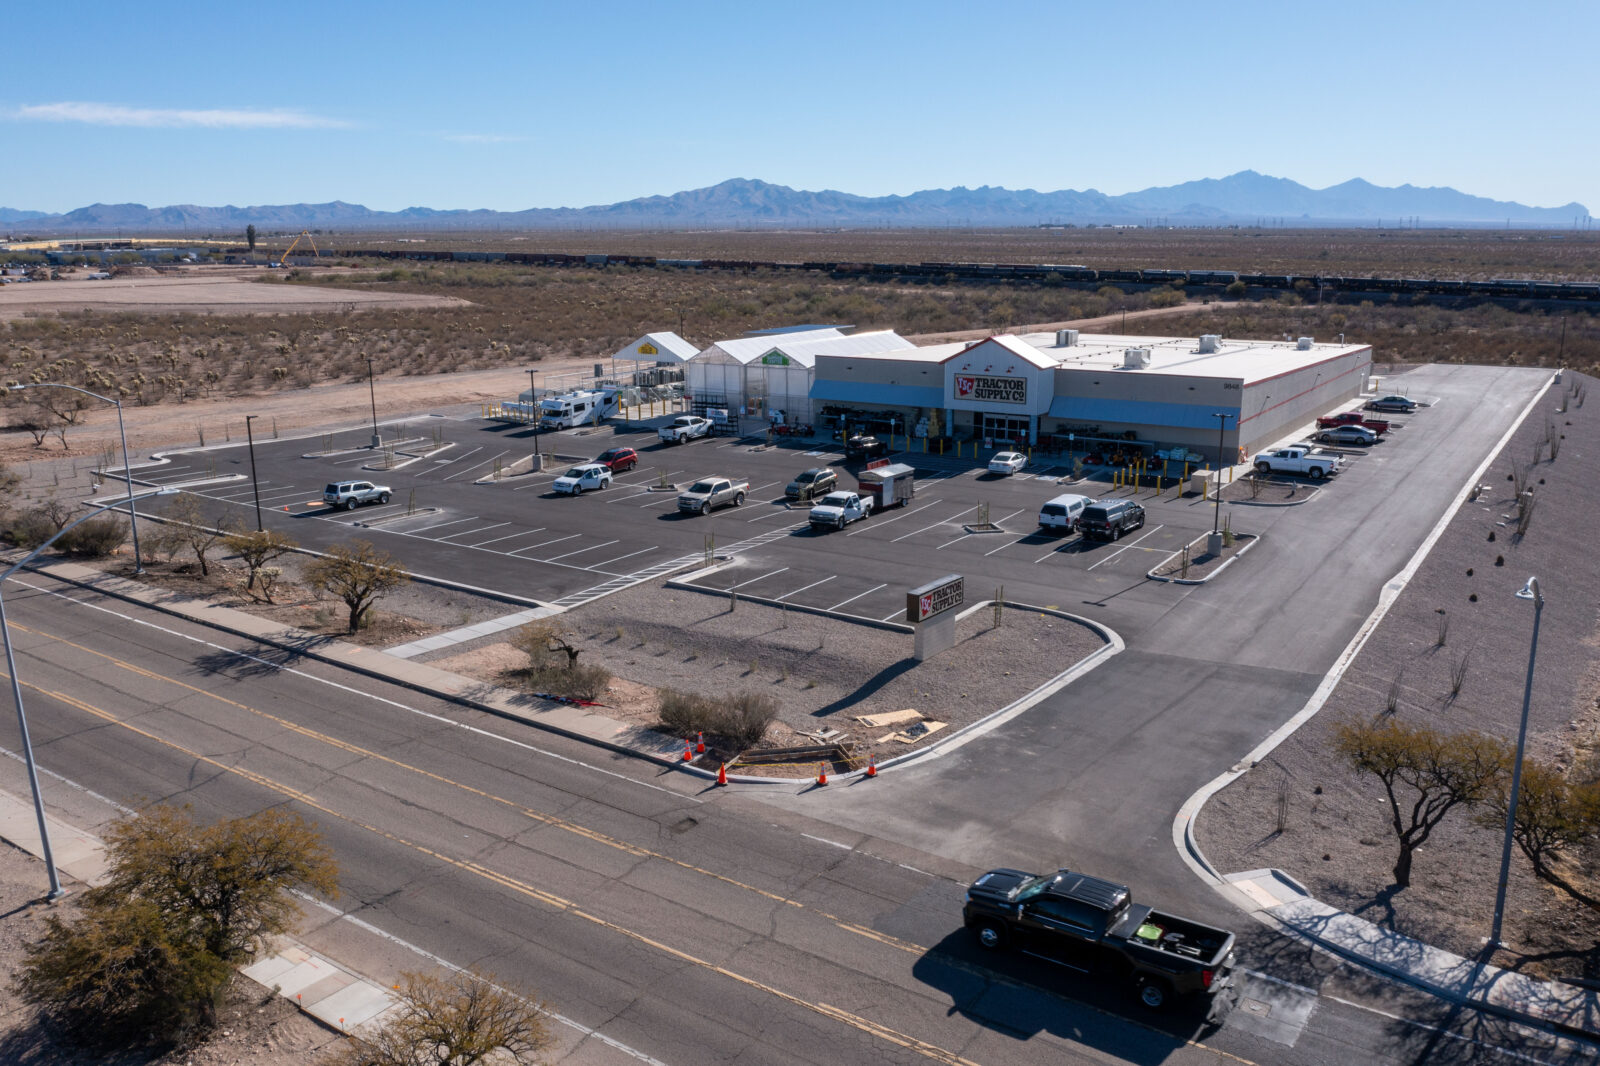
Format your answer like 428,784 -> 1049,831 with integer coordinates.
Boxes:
0,265 -> 468,322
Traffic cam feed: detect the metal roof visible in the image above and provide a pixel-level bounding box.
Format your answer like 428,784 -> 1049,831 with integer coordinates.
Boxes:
612,332 -> 700,363
699,329 -> 911,368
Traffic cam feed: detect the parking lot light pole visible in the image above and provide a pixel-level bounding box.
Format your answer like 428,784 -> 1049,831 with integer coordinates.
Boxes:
366,357 -> 381,448
4,382 -> 144,574
1491,576 -> 1544,949
1210,412 -> 1231,552
0,485 -> 176,900
527,369 -> 541,460
244,414 -> 264,531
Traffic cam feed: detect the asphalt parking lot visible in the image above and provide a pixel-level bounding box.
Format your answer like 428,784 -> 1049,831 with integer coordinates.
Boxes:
130,372 -> 1482,641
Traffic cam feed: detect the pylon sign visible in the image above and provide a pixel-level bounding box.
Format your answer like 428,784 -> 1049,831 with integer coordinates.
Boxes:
906,574 -> 964,624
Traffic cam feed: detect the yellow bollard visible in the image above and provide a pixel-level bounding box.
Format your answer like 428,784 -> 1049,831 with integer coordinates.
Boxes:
923,436 -> 928,453
939,438 -> 944,456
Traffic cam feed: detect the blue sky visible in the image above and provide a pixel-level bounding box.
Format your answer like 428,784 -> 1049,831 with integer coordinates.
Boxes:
4,1 -> 1595,214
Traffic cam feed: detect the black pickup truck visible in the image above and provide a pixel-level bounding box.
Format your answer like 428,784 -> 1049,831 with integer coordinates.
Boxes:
963,867 -> 1235,1010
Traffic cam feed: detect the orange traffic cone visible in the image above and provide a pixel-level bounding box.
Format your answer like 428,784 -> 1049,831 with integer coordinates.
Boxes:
716,762 -> 728,786
695,731 -> 705,754
681,740 -> 693,762
816,761 -> 828,786
865,754 -> 877,778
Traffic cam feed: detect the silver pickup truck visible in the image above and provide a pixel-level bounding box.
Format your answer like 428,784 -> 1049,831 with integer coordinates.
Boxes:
677,477 -> 749,515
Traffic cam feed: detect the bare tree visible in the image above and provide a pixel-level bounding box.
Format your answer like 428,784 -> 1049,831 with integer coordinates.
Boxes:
1478,760 -> 1600,908
323,968 -> 553,1066
162,493 -> 226,576
1335,717 -> 1508,888
223,528 -> 298,599
306,540 -> 409,632
510,620 -> 583,670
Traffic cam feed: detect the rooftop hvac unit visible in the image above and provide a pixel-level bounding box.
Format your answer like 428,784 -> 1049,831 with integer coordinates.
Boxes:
1123,347 -> 1152,368
1297,336 -> 1314,350
1197,334 -> 1220,353
1055,329 -> 1080,347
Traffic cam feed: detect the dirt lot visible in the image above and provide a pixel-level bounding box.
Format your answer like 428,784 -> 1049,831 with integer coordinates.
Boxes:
0,842 -> 344,1065
1199,371 -> 1600,981
0,265 -> 467,321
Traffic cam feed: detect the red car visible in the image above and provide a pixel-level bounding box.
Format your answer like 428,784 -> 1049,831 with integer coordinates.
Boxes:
594,447 -> 639,472
1315,411 -> 1390,435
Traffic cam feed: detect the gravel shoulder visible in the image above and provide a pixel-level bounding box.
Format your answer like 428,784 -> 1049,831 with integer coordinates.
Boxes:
1197,370 -> 1600,978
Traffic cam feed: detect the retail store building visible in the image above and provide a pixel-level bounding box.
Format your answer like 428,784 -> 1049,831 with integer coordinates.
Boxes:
685,327 -> 912,424
810,331 -> 1372,460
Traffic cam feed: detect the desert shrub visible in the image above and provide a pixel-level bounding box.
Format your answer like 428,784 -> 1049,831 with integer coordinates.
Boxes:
4,508 -> 57,549
719,691 -> 778,746
655,688 -> 777,747
56,514 -> 126,557
657,688 -> 719,736
524,663 -> 611,701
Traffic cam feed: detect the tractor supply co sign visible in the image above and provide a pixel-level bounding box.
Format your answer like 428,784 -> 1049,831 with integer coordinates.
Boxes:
954,374 -> 1026,404
906,574 -> 964,624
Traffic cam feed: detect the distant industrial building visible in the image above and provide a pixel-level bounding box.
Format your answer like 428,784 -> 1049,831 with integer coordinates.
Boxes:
808,331 -> 1373,460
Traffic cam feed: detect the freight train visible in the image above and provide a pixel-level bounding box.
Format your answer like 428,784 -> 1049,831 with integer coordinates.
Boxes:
252,247 -> 1600,303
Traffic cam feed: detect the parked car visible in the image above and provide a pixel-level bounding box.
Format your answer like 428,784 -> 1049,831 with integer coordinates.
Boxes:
988,451 -> 1028,475
323,481 -> 391,510
845,435 -> 888,460
1315,411 -> 1390,434
785,467 -> 838,501
808,490 -> 873,530
963,866 -> 1235,1011
1365,394 -> 1419,413
1038,493 -> 1095,532
594,447 -> 638,472
1316,425 -> 1379,447
552,463 -> 612,494
1078,500 -> 1146,541
1252,446 -> 1343,479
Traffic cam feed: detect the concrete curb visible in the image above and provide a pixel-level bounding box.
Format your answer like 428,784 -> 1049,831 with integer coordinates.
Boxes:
1146,533 -> 1262,584
1169,372 -> 1588,1035
1222,485 -> 1323,508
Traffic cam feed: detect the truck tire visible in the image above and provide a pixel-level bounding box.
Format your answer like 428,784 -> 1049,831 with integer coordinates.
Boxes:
837,516 -> 847,530
971,920 -> 1007,951
379,492 -> 391,504
1138,978 -> 1172,1010
699,501 -> 709,516
1309,467 -> 1325,479
1254,461 -> 1271,474
344,498 -> 358,511
734,492 -> 745,506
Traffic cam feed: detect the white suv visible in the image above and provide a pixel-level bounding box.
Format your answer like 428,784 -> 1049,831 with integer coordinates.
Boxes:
324,481 -> 391,510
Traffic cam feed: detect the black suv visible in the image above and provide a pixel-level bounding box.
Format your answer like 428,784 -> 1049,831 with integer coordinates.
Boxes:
1079,500 -> 1146,541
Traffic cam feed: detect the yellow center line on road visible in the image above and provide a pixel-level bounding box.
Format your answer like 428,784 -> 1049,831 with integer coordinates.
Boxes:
8,621 -> 928,951
8,624 -> 1264,1066
21,675 -> 983,1066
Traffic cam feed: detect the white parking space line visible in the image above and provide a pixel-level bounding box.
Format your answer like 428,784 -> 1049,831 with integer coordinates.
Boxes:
509,533 -> 580,554
889,505 -> 975,542
984,535 -> 1030,557
1035,539 -> 1080,563
406,516 -> 479,535
543,539 -> 619,562
746,507 -> 797,522
433,445 -> 481,466
936,508 -> 1027,551
637,494 -> 677,508
331,454 -> 374,466
588,546 -> 658,569
776,576 -> 835,600
606,490 -> 657,504
827,583 -> 886,611
728,567 -> 789,591
843,498 -> 943,536
435,521 -> 508,541
441,449 -> 505,482
1085,524 -> 1166,571
468,527 -> 545,547
747,480 -> 780,496
879,608 -> 905,622
255,488 -> 315,504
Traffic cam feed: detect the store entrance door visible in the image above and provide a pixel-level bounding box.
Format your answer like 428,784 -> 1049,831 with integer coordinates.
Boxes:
980,414 -> 1031,446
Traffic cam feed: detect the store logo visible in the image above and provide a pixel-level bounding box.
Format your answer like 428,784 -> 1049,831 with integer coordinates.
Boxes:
954,374 -> 1026,404
638,343 -> 658,356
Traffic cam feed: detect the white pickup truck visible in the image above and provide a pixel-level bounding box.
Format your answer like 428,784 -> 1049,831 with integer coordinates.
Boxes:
677,477 -> 749,515
659,415 -> 712,444
1252,445 -> 1343,479
808,490 -> 874,530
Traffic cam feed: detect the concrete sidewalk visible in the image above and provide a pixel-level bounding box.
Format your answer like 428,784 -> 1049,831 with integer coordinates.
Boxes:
0,787 -> 398,1039
1227,868 -> 1600,1039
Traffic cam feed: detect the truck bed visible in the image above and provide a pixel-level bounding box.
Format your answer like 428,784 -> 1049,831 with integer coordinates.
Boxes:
1112,905 -> 1233,967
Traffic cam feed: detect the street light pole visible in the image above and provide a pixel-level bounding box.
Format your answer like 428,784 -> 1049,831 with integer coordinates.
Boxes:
244,415 -> 264,532
1491,576 -> 1544,948
0,485 -> 175,900
1212,412 -> 1231,540
366,358 -> 380,448
527,369 -> 541,460
4,382 -> 144,574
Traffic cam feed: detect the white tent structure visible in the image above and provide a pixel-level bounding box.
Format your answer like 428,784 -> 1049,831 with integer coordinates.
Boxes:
687,329 -> 911,424
612,332 -> 700,365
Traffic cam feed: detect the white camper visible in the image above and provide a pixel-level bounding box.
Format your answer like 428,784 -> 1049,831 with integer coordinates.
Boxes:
537,388 -> 619,430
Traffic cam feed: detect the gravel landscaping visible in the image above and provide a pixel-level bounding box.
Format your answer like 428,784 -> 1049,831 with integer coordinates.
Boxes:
1198,370 -> 1600,979
419,580 -> 1107,767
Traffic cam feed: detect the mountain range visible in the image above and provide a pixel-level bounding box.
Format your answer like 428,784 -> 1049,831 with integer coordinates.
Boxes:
0,172 -> 1588,232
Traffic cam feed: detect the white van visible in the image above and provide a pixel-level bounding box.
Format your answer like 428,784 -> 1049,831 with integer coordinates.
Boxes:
1038,493 -> 1095,532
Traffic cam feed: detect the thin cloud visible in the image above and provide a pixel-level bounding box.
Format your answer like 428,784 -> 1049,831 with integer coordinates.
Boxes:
442,133 -> 526,144
11,101 -> 350,129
